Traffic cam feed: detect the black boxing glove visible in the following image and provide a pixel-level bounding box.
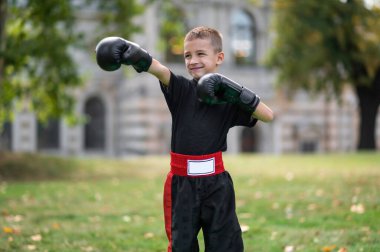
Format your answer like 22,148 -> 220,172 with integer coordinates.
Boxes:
197,73 -> 260,112
95,37 -> 152,73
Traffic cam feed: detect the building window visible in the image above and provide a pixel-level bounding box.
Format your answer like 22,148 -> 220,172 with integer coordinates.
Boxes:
84,96 -> 105,151
159,0 -> 187,63
240,128 -> 259,152
231,9 -> 256,65
300,141 -> 317,153
37,119 -> 60,150
0,122 -> 12,151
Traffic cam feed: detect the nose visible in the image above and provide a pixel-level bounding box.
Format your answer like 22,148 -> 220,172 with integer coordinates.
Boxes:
188,56 -> 199,65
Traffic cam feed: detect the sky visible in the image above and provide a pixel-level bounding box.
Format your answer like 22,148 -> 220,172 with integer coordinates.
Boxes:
364,0 -> 380,8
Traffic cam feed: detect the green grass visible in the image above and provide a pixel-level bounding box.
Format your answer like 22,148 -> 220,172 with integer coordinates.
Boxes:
1,153 -> 379,251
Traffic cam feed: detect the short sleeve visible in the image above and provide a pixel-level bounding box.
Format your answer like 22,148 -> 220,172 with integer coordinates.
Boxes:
233,106 -> 258,128
160,72 -> 191,114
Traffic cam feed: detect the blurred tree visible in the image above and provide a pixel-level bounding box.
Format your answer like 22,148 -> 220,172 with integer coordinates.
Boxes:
158,0 -> 187,63
0,0 -> 145,127
267,0 -> 380,150
0,0 -> 81,125
88,0 -> 145,40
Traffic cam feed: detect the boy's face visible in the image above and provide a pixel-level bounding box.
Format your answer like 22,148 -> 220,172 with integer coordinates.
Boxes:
184,38 -> 224,80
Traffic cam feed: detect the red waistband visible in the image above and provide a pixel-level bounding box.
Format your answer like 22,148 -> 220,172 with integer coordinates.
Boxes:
170,151 -> 225,177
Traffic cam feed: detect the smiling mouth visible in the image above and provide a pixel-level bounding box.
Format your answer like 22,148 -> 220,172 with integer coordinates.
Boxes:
190,67 -> 203,71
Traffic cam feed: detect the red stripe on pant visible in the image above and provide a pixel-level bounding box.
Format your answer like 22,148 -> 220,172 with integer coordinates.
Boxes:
164,172 -> 174,252
163,152 -> 225,251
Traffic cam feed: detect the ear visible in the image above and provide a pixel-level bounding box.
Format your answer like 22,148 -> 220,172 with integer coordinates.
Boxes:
216,51 -> 224,66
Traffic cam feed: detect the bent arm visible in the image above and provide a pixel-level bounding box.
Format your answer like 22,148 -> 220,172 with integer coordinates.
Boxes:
252,101 -> 274,122
148,59 -> 171,86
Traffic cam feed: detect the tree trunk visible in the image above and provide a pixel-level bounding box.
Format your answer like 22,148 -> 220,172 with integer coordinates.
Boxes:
355,70 -> 380,150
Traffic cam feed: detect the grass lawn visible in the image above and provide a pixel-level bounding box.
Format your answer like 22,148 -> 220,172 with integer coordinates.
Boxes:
1,153 -> 379,251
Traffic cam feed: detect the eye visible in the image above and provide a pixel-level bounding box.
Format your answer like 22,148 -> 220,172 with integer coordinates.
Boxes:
184,54 -> 191,59
198,52 -> 206,56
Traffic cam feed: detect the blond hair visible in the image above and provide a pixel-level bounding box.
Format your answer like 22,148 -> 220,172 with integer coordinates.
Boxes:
184,26 -> 223,53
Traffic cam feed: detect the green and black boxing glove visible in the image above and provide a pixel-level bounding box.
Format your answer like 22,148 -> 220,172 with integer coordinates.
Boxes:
95,37 -> 152,73
197,73 -> 260,113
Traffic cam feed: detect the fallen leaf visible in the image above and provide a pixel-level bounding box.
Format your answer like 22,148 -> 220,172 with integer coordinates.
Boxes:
5,215 -> 23,223
284,245 -> 294,252
51,223 -> 61,230
3,226 -> 14,234
30,234 -> 42,241
322,245 -> 337,252
26,244 -> 36,251
144,232 -> 154,238
240,224 -> 250,233
82,246 -> 94,252
122,215 -> 131,222
350,203 -> 365,214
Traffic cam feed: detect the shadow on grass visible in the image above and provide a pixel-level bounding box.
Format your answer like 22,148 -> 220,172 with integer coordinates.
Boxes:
0,152 -> 78,181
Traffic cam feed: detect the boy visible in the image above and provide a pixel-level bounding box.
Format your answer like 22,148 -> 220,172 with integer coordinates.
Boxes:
96,26 -> 274,252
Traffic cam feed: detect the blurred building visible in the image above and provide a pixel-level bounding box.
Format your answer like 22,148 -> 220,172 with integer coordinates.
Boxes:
1,0 -> 379,156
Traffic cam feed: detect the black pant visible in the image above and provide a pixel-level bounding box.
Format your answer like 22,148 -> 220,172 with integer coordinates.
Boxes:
164,171 -> 244,252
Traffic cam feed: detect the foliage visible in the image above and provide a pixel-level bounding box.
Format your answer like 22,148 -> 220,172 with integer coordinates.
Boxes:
88,0 -> 145,40
0,0 -> 82,125
0,154 -> 379,251
267,0 -> 380,98
158,0 -> 187,62
0,0 -> 146,126
267,0 -> 380,150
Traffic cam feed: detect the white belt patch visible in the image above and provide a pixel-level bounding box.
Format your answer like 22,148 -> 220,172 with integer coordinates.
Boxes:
187,158 -> 215,176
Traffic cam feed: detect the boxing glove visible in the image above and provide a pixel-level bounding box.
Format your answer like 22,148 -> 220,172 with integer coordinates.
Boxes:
95,37 -> 152,73
197,73 -> 260,112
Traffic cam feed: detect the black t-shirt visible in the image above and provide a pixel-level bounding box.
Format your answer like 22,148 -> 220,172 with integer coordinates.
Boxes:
160,72 -> 257,155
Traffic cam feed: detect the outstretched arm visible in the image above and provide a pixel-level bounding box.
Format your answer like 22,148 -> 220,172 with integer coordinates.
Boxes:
147,59 -> 171,86
95,37 -> 171,86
